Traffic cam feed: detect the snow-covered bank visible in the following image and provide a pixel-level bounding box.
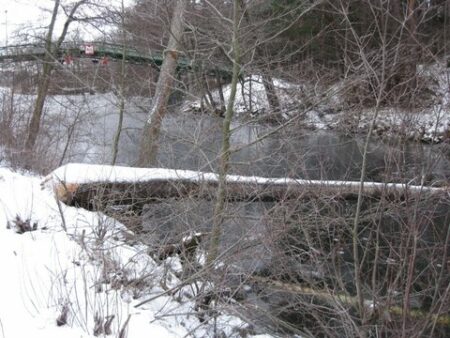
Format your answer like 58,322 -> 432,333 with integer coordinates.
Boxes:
304,105 -> 450,143
183,63 -> 450,143
183,75 -> 302,117
0,166 -> 272,337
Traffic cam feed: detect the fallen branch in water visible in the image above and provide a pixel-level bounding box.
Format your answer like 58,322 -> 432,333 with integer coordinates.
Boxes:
250,276 -> 450,327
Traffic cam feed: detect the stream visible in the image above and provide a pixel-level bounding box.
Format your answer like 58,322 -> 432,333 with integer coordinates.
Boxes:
73,111 -> 450,182
65,108 -> 450,335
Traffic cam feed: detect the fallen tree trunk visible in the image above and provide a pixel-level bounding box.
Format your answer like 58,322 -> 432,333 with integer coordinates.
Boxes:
42,163 -> 449,211
251,276 -> 450,328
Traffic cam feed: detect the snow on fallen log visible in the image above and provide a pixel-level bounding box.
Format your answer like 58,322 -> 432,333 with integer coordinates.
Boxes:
42,163 -> 449,210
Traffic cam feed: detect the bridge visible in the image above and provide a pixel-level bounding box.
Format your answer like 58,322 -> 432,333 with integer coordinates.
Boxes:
0,42 -> 231,77
0,42 -> 193,69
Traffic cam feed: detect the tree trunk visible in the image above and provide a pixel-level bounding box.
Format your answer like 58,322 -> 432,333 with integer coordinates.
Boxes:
406,0 -> 418,92
203,72 -> 217,112
216,70 -> 226,113
238,0 -> 280,115
24,0 -> 60,153
111,0 -> 127,165
24,0 -> 87,156
251,276 -> 450,328
111,81 -> 125,165
48,170 -> 448,211
385,0 -> 418,104
137,0 -> 186,167
262,73 -> 280,116
25,63 -> 53,152
207,0 -> 241,264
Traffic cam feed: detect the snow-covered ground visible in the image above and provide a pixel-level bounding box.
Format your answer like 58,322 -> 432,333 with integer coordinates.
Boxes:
0,165 -> 273,337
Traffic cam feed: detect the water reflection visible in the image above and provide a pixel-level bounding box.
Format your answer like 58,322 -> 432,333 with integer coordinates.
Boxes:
111,113 -> 449,182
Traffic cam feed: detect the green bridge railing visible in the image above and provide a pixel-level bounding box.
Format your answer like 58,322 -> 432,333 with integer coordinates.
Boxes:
0,42 -> 230,76
0,42 -> 189,68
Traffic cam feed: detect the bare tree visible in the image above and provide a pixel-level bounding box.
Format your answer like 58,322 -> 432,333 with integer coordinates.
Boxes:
206,0 -> 242,264
137,0 -> 187,167
111,0 -> 127,165
24,0 -> 89,157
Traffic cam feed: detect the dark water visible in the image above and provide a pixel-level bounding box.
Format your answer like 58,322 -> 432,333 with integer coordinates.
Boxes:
111,112 -> 450,262
110,113 -> 450,183
70,110 -> 450,262
74,111 -> 449,335
86,110 -> 450,265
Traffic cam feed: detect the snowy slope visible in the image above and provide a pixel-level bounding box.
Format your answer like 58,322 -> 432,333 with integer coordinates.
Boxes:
0,166 -> 272,338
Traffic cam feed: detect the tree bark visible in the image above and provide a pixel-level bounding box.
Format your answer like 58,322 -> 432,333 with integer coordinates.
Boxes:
216,70 -> 226,113
50,174 -> 447,211
137,0 -> 186,167
25,63 -> 53,152
262,73 -> 280,115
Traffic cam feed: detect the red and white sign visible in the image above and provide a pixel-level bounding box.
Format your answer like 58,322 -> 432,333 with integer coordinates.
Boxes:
85,44 -> 94,55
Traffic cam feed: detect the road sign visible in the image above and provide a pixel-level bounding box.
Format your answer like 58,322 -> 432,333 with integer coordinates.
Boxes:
85,44 -> 94,55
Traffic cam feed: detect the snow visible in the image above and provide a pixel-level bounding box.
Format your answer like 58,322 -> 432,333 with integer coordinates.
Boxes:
47,163 -> 448,194
3,161 -> 446,336
0,165 -> 272,337
183,75 -> 302,116
312,68 -> 450,141
183,63 -> 450,143
0,62 -> 448,336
